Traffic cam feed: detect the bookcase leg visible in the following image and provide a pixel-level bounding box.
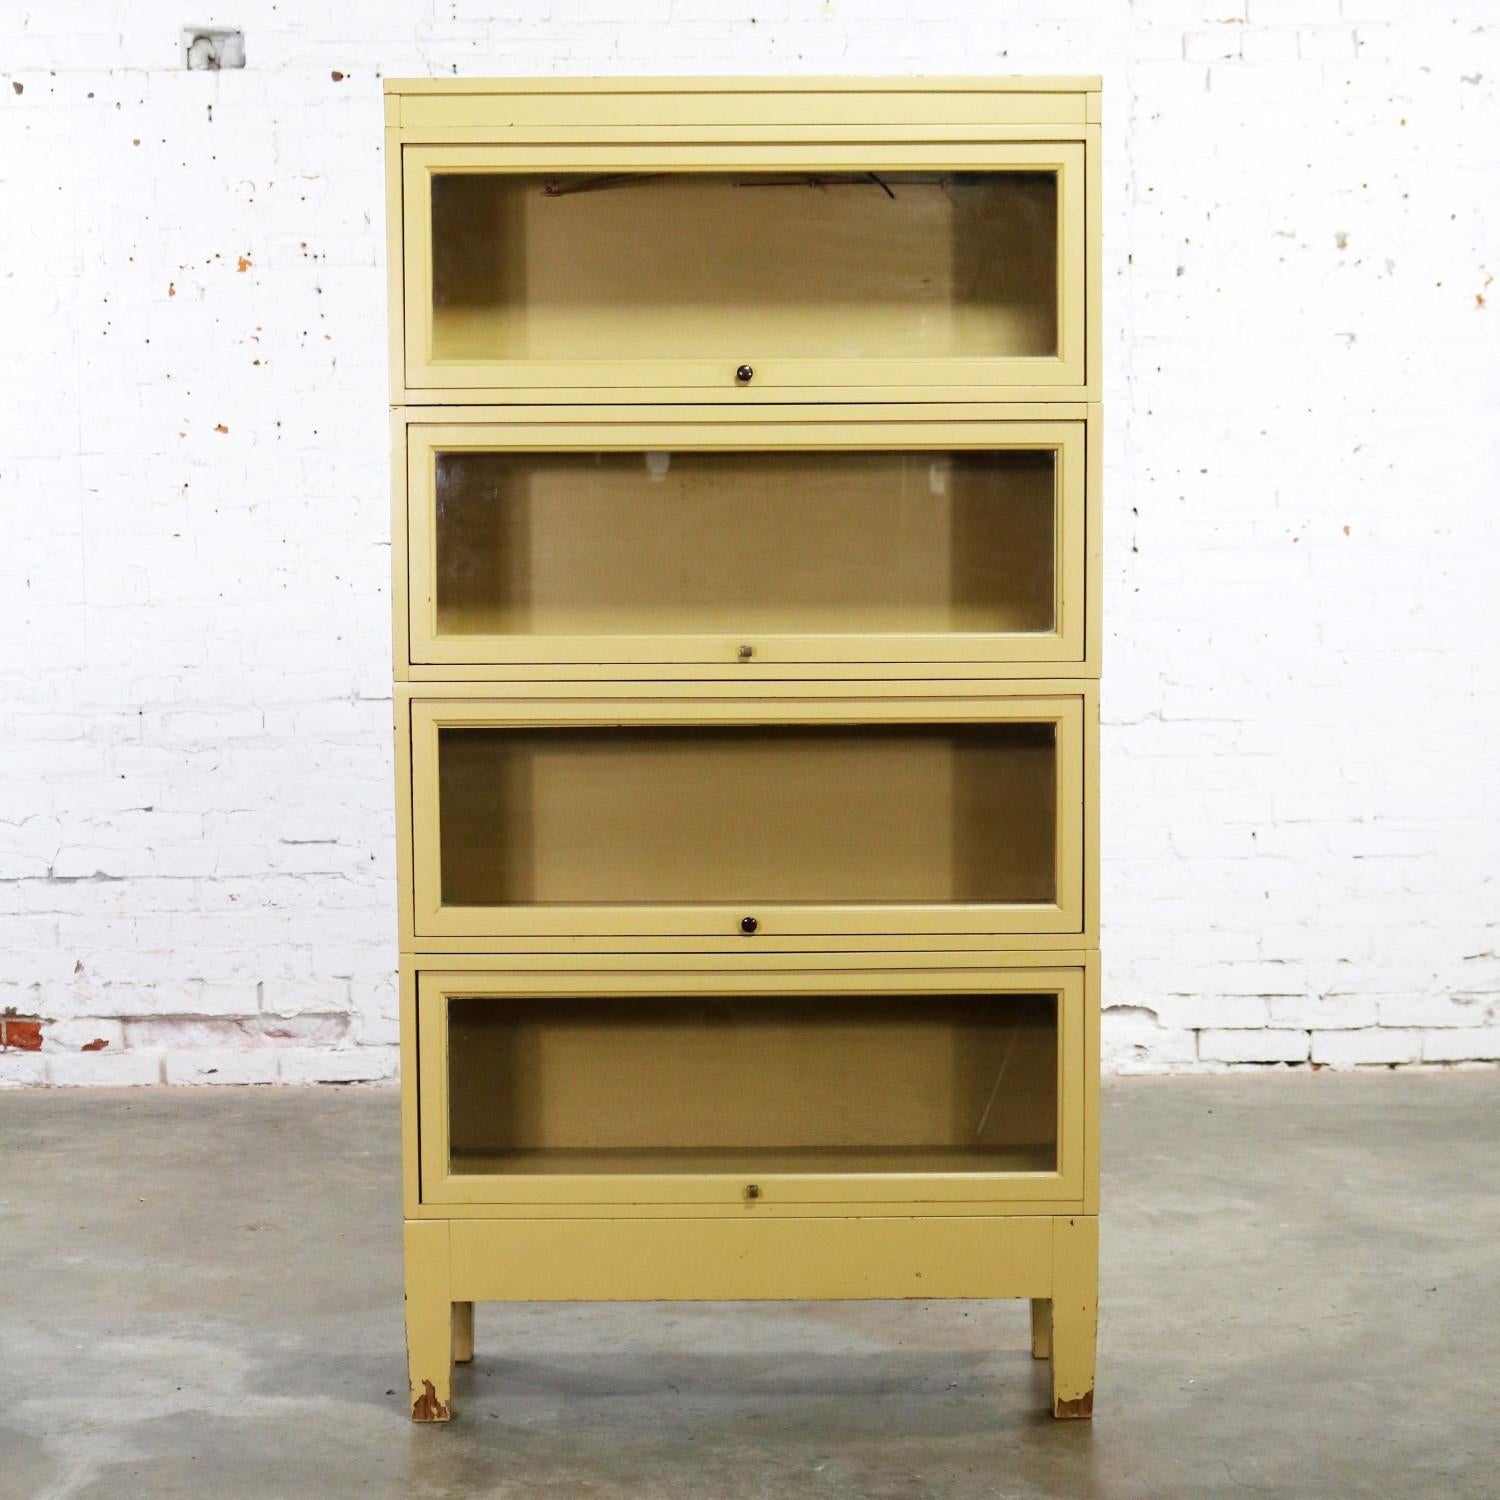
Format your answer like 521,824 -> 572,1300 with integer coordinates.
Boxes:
453,1300 -> 475,1364
1050,1216 -> 1098,1419
1030,1298 -> 1052,1359
404,1220 -> 454,1422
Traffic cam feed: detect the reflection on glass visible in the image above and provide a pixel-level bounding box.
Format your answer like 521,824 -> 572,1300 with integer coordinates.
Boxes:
437,722 -> 1057,907
429,171 -> 1059,362
432,449 -> 1057,639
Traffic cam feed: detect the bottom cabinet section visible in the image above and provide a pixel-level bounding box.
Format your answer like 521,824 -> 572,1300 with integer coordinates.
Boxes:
414,964 -> 1094,1209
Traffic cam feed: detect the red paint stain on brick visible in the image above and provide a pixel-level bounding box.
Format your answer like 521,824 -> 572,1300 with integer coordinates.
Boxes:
4,1018 -> 44,1051
237,255 -> 251,273
331,71 -> 345,82
12,81 -> 23,95
214,423 -> 229,433
168,282 -> 176,297
81,1038 -> 110,1052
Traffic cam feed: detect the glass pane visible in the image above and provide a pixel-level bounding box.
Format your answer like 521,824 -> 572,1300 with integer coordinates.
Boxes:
447,992 -> 1058,1176
433,449 -> 1056,639
429,171 -> 1059,363
437,723 -> 1057,907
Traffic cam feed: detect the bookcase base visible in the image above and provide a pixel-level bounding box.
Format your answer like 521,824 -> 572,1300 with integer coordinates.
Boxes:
404,1212 -> 1098,1422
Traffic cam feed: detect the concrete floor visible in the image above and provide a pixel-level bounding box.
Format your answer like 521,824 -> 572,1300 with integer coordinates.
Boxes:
1,1075 -> 1496,1500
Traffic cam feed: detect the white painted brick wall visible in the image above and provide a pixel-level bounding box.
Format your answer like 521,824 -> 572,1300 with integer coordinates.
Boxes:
1,1 -> 1496,1084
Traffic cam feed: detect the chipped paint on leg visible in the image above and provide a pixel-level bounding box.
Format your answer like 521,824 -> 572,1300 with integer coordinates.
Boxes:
411,1379 -> 451,1423
1053,1388 -> 1094,1419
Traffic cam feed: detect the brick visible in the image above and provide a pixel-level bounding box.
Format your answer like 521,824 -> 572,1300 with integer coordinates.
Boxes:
1267,994 -> 1379,1030
1,1015 -> 45,1051
1297,27 -> 1357,61
1311,1030 -> 1422,1067
277,1046 -> 399,1083
1239,28 -> 1297,62
0,1054 -> 48,1087
40,1018 -> 125,1053
1199,1029 -> 1311,1063
163,1051 -> 280,1086
1184,29 -> 1242,62
1376,995 -> 1496,1029
1162,995 -> 1272,1029
1421,1029 -> 1500,1064
48,1051 -> 163,1086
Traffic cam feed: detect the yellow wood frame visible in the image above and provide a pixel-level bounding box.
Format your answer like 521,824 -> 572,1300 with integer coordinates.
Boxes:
401,685 -> 1093,947
398,950 -> 1099,1222
387,74 -> 1102,1424
405,1212 -> 1095,1420
385,78 -> 1101,407
404,415 -> 1088,672
386,75 -> 1102,138
399,142 -> 1086,400
393,402 -> 1102,684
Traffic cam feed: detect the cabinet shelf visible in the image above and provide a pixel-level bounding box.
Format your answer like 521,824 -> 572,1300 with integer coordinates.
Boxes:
447,1145 -> 1057,1177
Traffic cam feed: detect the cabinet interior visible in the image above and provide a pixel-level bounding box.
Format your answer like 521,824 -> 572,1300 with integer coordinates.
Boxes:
431,448 -> 1058,639
436,722 -> 1059,908
428,170 -> 1060,363
446,991 -> 1059,1175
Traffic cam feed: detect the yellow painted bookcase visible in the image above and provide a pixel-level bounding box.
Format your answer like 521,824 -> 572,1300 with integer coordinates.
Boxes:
384,75 -> 1102,1422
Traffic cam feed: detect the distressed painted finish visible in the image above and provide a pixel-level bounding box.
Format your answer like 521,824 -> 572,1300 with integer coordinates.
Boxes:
388,76 -> 1100,1423
403,1218 -> 454,1422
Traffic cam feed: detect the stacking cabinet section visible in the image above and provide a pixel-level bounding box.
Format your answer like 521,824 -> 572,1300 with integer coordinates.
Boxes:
398,141 -> 1089,399
402,415 -> 1095,675
414,966 -> 1090,1209
400,689 -> 1093,947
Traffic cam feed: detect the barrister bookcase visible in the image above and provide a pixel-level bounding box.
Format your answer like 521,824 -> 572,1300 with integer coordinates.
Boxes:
385,75 -> 1101,1423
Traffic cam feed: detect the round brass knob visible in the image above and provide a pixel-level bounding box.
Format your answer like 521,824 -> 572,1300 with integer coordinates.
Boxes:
735,364 -> 754,383
740,915 -> 758,934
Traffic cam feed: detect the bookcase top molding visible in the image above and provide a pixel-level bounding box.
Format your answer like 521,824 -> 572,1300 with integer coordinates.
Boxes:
384,75 -> 1103,137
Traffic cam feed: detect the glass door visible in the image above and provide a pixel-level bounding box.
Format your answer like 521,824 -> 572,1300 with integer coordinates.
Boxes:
417,967 -> 1087,1207
407,420 -> 1088,670
407,694 -> 1088,942
402,145 -> 1086,395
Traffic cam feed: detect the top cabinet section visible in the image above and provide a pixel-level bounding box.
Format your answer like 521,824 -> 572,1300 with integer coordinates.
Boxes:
387,79 -> 1100,403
